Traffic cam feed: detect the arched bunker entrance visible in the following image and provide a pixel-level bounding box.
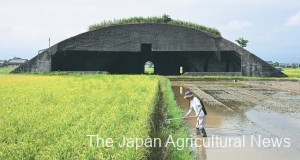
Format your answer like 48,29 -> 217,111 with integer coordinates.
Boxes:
51,50 -> 241,75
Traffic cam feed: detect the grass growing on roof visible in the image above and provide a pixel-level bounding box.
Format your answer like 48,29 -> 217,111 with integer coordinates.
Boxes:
88,14 -> 221,36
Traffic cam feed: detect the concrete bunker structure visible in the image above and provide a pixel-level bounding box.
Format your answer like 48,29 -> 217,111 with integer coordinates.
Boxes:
12,23 -> 286,77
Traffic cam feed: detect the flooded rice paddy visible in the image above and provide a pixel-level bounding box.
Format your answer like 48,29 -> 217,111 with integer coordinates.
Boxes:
171,81 -> 300,160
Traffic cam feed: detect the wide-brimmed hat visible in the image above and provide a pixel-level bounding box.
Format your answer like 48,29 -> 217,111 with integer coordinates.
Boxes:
184,91 -> 194,98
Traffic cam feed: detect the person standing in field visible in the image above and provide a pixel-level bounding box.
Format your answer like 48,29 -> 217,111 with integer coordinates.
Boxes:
183,91 -> 207,137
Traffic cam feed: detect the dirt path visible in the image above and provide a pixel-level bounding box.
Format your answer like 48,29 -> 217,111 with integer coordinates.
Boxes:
242,81 -> 300,94
171,81 -> 300,160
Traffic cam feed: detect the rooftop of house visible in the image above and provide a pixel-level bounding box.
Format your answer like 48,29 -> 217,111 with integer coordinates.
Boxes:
8,57 -> 28,65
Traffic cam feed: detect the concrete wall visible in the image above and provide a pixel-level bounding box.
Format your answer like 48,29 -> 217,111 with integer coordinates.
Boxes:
218,38 -> 286,77
11,46 -> 57,73
58,23 -> 219,52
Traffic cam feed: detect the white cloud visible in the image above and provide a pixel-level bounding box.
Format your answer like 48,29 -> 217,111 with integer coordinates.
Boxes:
285,12 -> 300,26
0,0 -> 299,62
222,20 -> 253,30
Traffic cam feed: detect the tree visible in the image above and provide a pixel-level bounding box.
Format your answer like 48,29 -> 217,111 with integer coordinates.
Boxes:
291,63 -> 299,68
2,60 -> 8,67
235,37 -> 249,48
273,62 -> 279,67
162,14 -> 172,23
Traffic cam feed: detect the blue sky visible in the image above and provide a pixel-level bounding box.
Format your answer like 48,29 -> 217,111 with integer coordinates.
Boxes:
0,0 -> 299,63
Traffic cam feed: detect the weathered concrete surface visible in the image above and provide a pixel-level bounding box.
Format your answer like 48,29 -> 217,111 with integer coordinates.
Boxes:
12,23 -> 286,77
11,45 -> 57,73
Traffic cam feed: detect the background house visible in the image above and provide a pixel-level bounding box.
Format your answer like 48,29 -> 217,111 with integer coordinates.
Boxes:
8,57 -> 28,67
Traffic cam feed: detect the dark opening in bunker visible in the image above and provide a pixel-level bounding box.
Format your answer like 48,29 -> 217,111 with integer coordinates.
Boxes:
144,61 -> 154,74
141,44 -> 152,52
51,50 -> 241,75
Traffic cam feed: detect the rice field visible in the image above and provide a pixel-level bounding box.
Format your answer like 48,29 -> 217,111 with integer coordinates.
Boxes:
144,67 -> 154,74
284,68 -> 300,78
0,75 -> 160,159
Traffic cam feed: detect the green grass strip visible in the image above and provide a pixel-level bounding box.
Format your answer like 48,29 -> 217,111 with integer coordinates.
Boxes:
0,67 -> 16,74
168,75 -> 300,82
159,77 -> 195,160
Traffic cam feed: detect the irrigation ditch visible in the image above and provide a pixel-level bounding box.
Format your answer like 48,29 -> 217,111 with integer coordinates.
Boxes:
148,78 -> 195,160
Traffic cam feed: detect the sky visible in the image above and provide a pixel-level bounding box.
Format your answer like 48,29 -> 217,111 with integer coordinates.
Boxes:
0,0 -> 299,63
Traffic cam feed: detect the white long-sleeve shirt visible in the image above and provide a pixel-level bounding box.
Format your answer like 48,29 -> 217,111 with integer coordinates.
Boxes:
184,96 -> 205,118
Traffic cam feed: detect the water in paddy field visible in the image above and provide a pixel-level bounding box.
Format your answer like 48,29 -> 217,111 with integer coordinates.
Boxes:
171,84 -> 300,160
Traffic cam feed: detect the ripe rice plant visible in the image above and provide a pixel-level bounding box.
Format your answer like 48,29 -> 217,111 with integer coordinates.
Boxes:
284,68 -> 300,78
0,75 -> 159,159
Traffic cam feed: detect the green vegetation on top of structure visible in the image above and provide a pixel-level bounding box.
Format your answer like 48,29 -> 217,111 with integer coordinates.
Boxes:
88,14 -> 221,36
